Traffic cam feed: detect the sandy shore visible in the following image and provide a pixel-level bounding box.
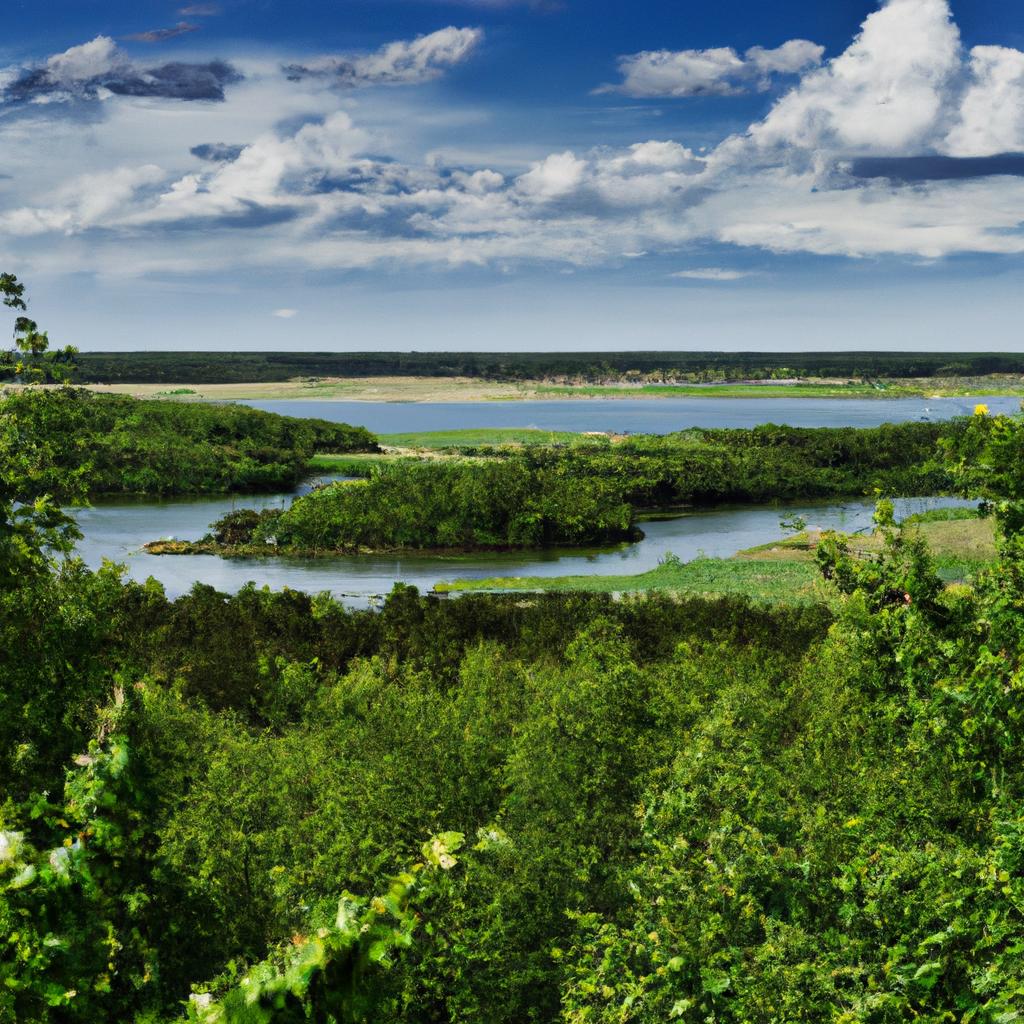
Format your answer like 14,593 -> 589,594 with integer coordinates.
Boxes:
79,376 -> 534,403
60,374 -> 1024,403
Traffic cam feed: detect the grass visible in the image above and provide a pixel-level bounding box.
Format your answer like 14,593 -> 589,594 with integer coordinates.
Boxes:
536,382 -> 894,400
437,516 -> 998,600
437,557 -> 825,603
535,379 -> 1024,400
377,428 -> 609,449
308,452 -> 411,474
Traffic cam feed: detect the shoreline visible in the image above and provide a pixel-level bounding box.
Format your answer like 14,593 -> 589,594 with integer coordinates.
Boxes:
64,375 -> 1024,404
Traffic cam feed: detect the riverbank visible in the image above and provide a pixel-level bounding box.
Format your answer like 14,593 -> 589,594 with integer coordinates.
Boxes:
435,512 -> 997,601
71,374 -> 1024,403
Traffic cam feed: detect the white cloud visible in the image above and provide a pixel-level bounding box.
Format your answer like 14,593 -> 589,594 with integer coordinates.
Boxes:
284,27 -> 482,88
0,164 -> 164,235
945,45 -> 1024,156
601,39 -> 823,98
748,0 -> 961,155
671,268 -> 754,281
272,308 -> 298,318
2,35 -> 241,103
746,40 -> 827,77
45,36 -> 125,86
3,0 -> 1024,280
516,151 -> 587,199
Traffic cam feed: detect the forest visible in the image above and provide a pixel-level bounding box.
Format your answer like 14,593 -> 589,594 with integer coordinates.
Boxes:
4,383 -> 1024,1022
174,421 -> 960,555
69,349 -> 1024,385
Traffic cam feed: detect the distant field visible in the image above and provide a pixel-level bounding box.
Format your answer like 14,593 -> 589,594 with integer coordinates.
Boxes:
71,373 -> 1024,404
73,376 -> 530,403
537,380 -> 1024,400
537,382 -> 888,399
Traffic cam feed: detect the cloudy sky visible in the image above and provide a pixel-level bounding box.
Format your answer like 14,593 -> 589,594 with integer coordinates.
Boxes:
2,0 -> 1023,351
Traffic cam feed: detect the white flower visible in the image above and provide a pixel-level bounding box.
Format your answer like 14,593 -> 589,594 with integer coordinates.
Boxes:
0,830 -> 24,867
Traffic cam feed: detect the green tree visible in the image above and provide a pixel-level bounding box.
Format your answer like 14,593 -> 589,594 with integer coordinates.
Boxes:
1,273 -> 77,384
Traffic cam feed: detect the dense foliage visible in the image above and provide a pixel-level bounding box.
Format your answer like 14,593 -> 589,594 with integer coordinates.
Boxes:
0,388 -> 377,498
72,348 -> 1024,384
8,407 -> 1024,1023
212,421 -> 958,553
263,457 -> 636,551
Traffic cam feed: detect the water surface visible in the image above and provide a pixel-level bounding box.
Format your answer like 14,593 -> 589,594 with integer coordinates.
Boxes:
240,396 -> 1020,434
72,491 -> 975,606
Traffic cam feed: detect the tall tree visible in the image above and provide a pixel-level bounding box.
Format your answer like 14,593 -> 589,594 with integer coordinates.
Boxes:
1,272 -> 77,383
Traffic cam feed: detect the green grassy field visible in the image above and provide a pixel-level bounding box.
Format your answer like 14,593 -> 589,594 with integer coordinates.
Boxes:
436,557 -> 826,603
378,428 -> 609,448
307,452 -> 404,475
308,429 -> 608,469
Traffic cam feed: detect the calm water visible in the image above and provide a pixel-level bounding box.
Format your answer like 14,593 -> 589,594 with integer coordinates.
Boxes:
71,490 -> 975,606
239,396 -> 1021,433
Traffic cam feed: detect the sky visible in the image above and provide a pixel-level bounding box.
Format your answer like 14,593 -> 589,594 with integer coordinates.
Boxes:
1,0 -> 1024,352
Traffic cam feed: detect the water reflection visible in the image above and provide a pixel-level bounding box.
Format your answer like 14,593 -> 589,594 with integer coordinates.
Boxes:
71,489 -> 976,607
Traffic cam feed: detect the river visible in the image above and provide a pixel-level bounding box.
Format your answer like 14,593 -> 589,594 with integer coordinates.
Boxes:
71,489 -> 975,606
239,395 -> 1021,433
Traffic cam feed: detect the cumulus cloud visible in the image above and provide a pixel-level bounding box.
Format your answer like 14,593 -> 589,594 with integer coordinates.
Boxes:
600,39 -> 823,98
1,35 -> 241,103
745,0 -> 961,155
516,151 -> 587,199
0,164 -> 165,236
283,27 -> 482,88
945,45 -> 1024,156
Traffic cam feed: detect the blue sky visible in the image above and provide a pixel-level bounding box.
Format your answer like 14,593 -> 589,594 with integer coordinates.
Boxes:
2,0 -> 1024,351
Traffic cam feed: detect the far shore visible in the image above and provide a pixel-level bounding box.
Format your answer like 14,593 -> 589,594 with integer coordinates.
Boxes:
67,374 -> 1024,404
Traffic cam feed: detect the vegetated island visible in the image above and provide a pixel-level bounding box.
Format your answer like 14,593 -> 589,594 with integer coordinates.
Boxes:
144,420 -> 962,558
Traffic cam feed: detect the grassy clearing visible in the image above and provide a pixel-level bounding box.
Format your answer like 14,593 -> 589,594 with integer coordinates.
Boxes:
377,428 -> 607,449
435,556 -> 825,603
308,452 -> 411,474
738,517 -> 996,564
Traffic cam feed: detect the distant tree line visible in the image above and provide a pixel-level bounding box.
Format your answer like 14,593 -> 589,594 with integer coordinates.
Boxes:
69,349 -> 1024,385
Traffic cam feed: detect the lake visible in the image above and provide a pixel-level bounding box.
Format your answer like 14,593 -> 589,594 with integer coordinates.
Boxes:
71,489 -> 975,606
239,395 -> 1021,433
